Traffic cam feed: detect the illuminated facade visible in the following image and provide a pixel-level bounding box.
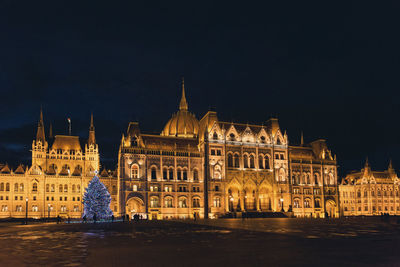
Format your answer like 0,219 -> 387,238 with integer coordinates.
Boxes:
0,81 -> 340,219
339,159 -> 400,216
117,80 -> 340,219
0,111 -> 118,218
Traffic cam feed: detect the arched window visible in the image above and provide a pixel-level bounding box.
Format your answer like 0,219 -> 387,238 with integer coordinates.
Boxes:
77,185 -> 80,193
265,156 -> 270,169
14,183 -> 18,192
0,183 -> 4,191
46,184 -> 50,192
329,173 -> 335,185
244,154 -> 249,168
258,155 -> 264,169
163,168 -> 168,180
279,168 -> 286,182
112,185 -> 117,195
131,165 -> 139,179
177,168 -> 182,180
20,183 -> 24,192
214,197 -> 221,207
304,199 -> 311,208
59,184 -> 63,193
150,197 -> 159,208
151,167 -> 157,180
72,185 -> 76,193
293,199 -> 300,208
164,197 -> 173,208
249,154 -> 255,168
227,153 -> 233,167
178,198 -> 187,208
371,190 -> 375,197
314,173 -> 319,186
396,191 -> 399,197
229,133 -> 235,141
183,169 -> 188,180
192,198 -> 200,208
377,189 -> 381,196
193,169 -> 199,181
357,190 -> 361,198
64,184 -> 68,193
315,199 -> 321,208
5,183 -> 9,192
276,137 -> 281,145
234,154 -> 240,168
295,173 -> 300,185
305,174 -> 310,185
213,132 -> 218,140
364,190 -> 368,197
32,183 -> 37,192
169,168 -> 174,180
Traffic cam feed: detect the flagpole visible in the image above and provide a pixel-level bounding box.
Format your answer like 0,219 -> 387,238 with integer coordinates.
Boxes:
68,118 -> 71,136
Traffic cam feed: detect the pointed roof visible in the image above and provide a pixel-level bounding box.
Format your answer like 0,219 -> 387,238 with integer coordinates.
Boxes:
100,168 -> 109,177
179,77 -> 188,111
0,164 -> 11,174
88,113 -> 96,145
14,164 -> 25,174
36,107 -> 46,143
388,159 -> 394,170
72,166 -> 82,176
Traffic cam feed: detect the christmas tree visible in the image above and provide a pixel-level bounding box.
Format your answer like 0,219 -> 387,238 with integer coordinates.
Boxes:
82,174 -> 113,220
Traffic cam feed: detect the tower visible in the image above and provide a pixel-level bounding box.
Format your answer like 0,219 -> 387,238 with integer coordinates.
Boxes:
85,113 -> 99,175
32,108 -> 48,169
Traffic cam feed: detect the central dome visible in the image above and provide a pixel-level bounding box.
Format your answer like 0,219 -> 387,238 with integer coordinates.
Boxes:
161,79 -> 199,138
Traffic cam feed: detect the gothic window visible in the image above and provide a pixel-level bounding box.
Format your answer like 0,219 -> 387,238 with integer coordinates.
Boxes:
244,154 -> 249,168
304,199 -> 311,208
214,197 -> 221,208
193,169 -> 199,181
14,183 -> 18,192
314,173 -> 319,186
77,185 -> 80,193
279,168 -> 286,182
371,190 -> 375,197
227,153 -> 233,168
46,184 -> 49,192
265,155 -> 270,169
213,132 -> 218,140
280,154 -> 284,160
229,133 -> 235,141
151,167 -> 157,180
183,169 -> 188,180
150,197 -> 159,208
0,183 -> 4,191
131,165 -> 139,179
249,154 -> 255,168
178,198 -> 187,208
276,137 -> 281,145
315,199 -> 321,208
163,168 -> 168,180
177,168 -> 182,180
364,190 -> 368,197
72,185 -> 76,193
214,165 -> 221,179
258,155 -> 264,169
5,183 -> 9,192
357,190 -> 361,198
234,154 -> 240,168
169,168 -> 174,180
329,173 -> 335,185
112,185 -> 117,195
59,184 -> 63,193
32,183 -> 37,192
305,174 -> 310,185
165,197 -> 173,208
64,184 -> 68,193
275,154 -> 279,160
20,183 -> 24,192
293,199 -> 300,208
192,198 -> 200,208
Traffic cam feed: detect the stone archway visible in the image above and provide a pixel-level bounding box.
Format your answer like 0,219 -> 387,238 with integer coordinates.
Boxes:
126,197 -> 145,219
325,199 -> 336,218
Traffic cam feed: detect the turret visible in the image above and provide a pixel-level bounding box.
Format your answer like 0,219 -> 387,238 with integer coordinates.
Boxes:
88,113 -> 96,145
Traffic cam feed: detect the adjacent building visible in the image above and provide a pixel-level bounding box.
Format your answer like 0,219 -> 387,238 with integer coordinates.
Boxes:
339,159 -> 400,216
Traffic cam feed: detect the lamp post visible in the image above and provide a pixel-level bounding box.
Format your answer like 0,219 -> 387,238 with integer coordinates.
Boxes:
25,197 -> 28,225
48,204 -> 50,221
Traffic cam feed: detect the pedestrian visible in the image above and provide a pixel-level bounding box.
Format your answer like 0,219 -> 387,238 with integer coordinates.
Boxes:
111,214 -> 114,223
126,214 -> 129,222
57,215 -> 61,224
67,216 -> 70,224
83,215 -> 87,223
93,213 -> 97,224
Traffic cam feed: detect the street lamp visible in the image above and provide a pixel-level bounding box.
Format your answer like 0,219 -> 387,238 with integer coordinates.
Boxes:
48,204 -> 50,220
25,197 -> 28,225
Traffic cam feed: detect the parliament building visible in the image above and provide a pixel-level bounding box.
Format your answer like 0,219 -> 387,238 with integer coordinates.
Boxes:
0,81 -> 341,219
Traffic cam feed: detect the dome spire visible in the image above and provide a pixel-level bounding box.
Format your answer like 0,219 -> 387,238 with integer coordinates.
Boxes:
179,77 -> 188,111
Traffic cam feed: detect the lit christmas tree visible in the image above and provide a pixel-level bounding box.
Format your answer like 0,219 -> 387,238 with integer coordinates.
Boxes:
83,174 -> 113,220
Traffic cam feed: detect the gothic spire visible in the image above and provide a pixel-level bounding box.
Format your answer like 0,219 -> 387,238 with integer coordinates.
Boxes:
36,107 -> 46,143
179,77 -> 188,111
388,159 -> 394,170
88,113 -> 96,145
300,131 -> 304,146
49,123 -> 53,139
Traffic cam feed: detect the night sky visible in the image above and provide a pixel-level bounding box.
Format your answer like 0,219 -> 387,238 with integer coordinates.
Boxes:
0,1 -> 399,176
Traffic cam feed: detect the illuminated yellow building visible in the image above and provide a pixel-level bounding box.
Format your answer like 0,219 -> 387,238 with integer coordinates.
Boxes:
0,80 -> 340,219
0,111 -> 118,218
339,159 -> 400,216
117,80 -> 340,219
